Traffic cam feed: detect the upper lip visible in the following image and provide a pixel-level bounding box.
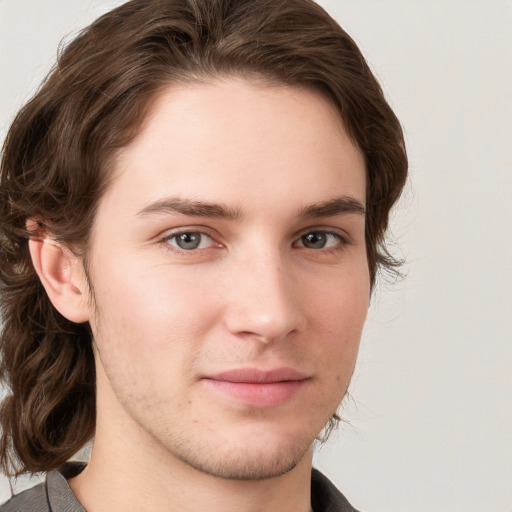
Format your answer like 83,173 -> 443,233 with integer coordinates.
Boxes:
204,368 -> 308,383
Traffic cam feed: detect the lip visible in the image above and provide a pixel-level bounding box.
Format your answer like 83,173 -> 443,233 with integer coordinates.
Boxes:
202,368 -> 309,407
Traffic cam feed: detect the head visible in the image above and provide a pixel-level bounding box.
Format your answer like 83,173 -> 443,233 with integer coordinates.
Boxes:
0,0 -> 407,477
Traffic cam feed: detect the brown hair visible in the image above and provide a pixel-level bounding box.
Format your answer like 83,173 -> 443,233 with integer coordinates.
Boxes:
0,0 -> 407,476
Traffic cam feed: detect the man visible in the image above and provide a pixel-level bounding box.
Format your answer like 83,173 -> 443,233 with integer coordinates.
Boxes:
0,0 -> 407,511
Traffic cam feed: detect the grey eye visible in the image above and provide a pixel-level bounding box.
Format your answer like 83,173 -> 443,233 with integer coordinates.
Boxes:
301,232 -> 328,249
297,231 -> 343,249
170,232 -> 209,250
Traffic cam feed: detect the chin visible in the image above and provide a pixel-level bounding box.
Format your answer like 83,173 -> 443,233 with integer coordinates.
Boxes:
179,442 -> 311,481
166,424 -> 315,481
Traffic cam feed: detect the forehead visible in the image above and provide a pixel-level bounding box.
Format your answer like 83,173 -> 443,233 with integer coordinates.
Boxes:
99,79 -> 365,221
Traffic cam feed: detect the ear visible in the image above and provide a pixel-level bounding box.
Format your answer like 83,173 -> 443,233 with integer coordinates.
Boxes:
27,221 -> 90,323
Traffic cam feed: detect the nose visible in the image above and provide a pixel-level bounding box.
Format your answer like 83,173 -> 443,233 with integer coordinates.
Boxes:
222,249 -> 306,343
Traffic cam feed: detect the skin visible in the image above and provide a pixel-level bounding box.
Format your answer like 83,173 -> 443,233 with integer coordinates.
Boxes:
45,79 -> 370,512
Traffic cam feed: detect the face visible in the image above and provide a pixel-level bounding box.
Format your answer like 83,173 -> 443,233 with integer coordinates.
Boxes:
82,79 -> 369,480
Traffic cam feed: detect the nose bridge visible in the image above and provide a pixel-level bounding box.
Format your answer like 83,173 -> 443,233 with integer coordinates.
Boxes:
224,243 -> 303,342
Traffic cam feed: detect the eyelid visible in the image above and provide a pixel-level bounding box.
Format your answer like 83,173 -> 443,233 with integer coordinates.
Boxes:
158,224 -> 219,240
294,226 -> 350,244
159,226 -> 224,254
156,225 -> 352,256
291,227 -> 352,256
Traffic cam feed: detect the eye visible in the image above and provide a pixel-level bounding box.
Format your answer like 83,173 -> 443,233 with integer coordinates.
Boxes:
165,231 -> 215,251
295,231 -> 345,250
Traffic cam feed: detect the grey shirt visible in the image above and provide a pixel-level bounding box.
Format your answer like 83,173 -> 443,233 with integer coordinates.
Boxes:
0,463 -> 359,512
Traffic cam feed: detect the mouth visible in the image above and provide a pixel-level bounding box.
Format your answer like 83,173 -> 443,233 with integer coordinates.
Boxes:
202,368 -> 309,407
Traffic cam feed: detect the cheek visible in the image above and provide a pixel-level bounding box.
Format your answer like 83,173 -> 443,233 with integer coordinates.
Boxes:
307,266 -> 369,369
88,259 -> 222,362
309,264 -> 369,330
88,266 -> 219,406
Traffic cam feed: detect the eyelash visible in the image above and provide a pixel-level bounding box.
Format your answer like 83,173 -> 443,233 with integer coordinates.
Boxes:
293,230 -> 348,253
160,228 -> 349,255
161,230 -> 219,253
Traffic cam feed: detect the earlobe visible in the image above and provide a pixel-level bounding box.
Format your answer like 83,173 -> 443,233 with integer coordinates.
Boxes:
27,225 -> 90,324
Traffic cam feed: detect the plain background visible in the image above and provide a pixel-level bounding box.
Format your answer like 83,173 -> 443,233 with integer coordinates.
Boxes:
1,1 -> 511,511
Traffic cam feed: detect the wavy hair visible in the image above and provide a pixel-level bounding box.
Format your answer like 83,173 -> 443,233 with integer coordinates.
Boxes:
0,0 -> 407,476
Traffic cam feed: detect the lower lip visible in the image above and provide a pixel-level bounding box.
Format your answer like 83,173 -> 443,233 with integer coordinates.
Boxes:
203,379 -> 306,407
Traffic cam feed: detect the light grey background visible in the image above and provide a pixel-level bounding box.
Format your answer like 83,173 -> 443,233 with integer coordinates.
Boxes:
1,1 -> 511,511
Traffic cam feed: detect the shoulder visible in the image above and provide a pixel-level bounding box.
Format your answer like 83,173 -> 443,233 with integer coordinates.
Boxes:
311,468 -> 361,512
0,482 -> 49,512
0,463 -> 86,512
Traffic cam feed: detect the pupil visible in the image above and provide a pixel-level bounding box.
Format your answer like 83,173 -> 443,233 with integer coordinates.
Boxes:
303,232 -> 326,249
176,232 -> 200,250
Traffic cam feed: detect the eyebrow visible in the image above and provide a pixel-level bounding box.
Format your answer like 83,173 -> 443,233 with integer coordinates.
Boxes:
136,195 -> 365,220
137,197 -> 242,220
299,196 -> 366,218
